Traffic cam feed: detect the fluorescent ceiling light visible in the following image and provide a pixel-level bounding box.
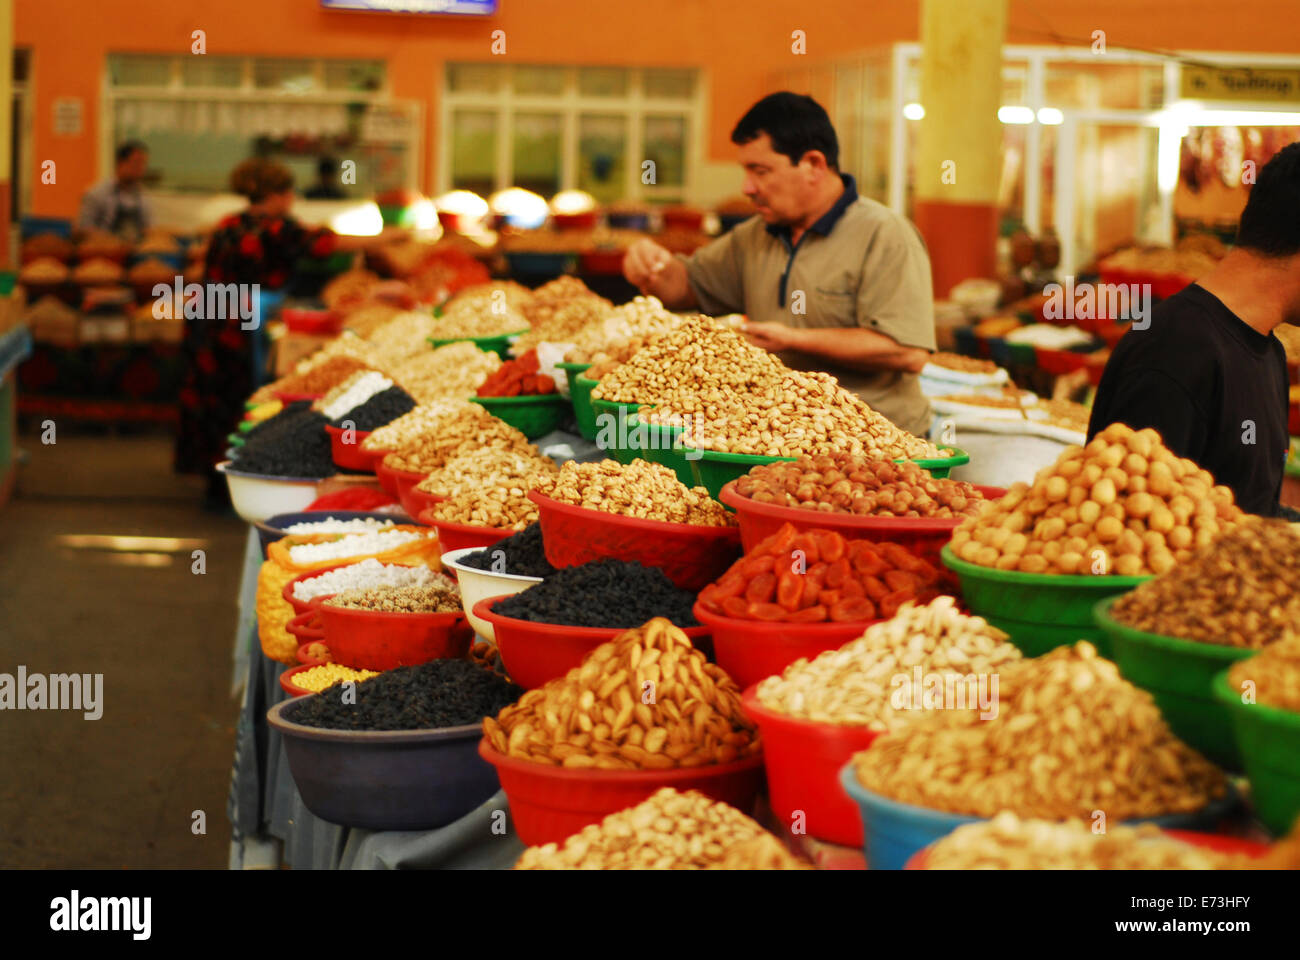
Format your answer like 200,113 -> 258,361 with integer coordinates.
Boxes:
903,102 -> 925,120
998,106 -> 1035,124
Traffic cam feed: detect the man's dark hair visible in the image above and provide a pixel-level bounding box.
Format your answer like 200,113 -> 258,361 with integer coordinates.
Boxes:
318,156 -> 337,179
115,140 -> 147,165
731,92 -> 839,170
1237,141 -> 1300,256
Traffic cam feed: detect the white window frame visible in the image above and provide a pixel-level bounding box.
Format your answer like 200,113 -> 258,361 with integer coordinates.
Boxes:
101,54 -> 421,192
438,63 -> 706,202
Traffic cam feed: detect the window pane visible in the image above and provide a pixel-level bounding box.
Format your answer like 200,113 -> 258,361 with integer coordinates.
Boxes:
512,112 -> 562,197
181,57 -> 243,89
254,58 -> 317,93
644,68 -> 695,100
579,67 -> 627,97
109,55 -> 173,87
513,65 -> 565,96
643,115 -> 685,188
448,63 -> 501,94
1046,63 -> 1164,111
578,114 -> 626,202
451,109 -> 497,196
325,60 -> 385,93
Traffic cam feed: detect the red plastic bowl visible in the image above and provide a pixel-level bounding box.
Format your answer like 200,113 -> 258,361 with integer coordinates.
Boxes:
363,445 -> 395,481
529,490 -> 741,592
286,608 -> 326,644
401,482 -> 446,521
903,829 -> 1271,869
297,641 -> 331,665
694,602 -> 879,691
324,424 -> 375,471
418,508 -> 516,552
280,664 -> 318,697
318,602 -> 473,671
282,307 -> 343,336
473,596 -> 712,690
377,463 -> 429,516
374,456 -> 403,495
274,391 -> 323,404
282,562 -> 352,616
717,481 -> 1006,573
741,685 -> 881,847
478,738 -> 765,847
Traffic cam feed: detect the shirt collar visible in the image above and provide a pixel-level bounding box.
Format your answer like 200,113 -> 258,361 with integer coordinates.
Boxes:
765,173 -> 858,240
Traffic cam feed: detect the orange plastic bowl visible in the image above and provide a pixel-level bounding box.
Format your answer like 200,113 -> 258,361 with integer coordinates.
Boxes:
297,641 -> 331,665
741,685 -> 882,847
318,602 -> 473,671
529,490 -> 741,591
478,738 -> 764,847
694,602 -> 879,691
280,664 -> 319,698
718,481 -> 1006,572
324,424 -> 374,471
903,829 -> 1271,869
418,508 -> 516,552
473,595 -> 712,690
287,608 -> 327,644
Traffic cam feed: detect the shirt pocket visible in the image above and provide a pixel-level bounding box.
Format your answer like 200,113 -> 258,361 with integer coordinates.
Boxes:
806,282 -> 858,328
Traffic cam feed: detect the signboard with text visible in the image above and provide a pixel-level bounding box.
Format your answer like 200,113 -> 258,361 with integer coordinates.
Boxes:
1181,64 -> 1300,103
322,0 -> 496,13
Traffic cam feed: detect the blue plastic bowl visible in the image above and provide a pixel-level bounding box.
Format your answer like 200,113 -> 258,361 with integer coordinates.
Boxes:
253,510 -> 394,559
838,763 -> 1241,870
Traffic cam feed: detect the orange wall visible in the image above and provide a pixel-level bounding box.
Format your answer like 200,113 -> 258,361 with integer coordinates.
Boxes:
15,0 -> 1300,218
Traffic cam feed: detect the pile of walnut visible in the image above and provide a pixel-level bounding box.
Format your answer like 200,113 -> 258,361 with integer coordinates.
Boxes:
1110,518 -> 1300,648
539,458 -> 735,527
514,788 -> 806,870
733,453 -> 985,519
950,423 -> 1242,576
851,641 -> 1228,821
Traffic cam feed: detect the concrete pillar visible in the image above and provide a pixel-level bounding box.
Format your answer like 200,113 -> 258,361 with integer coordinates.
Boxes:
911,0 -> 1007,298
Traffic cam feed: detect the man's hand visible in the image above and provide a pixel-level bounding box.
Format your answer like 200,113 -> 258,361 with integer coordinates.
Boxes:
741,320 -> 802,353
622,238 -> 695,308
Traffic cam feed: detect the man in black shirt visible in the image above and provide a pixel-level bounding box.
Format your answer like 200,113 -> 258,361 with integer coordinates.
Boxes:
1088,142 -> 1300,518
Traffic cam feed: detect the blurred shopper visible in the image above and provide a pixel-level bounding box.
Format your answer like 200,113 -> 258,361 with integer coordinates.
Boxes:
79,141 -> 153,242
304,156 -> 347,200
624,92 -> 936,436
175,158 -> 339,509
1088,142 -> 1300,519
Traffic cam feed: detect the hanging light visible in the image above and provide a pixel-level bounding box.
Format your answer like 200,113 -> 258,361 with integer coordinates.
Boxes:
902,102 -> 925,120
998,106 -> 1035,125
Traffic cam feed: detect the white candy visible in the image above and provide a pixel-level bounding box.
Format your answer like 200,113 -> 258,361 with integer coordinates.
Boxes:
320,371 -> 393,420
282,516 -> 396,534
287,529 -> 424,565
291,557 -> 448,601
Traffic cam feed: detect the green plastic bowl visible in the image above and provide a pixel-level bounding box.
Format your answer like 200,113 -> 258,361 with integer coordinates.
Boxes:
556,363 -> 598,441
940,544 -> 1149,659
1094,596 -> 1252,770
625,416 -> 699,488
1213,670 -> 1300,836
910,446 -> 970,479
429,330 -> 527,360
590,397 -> 648,463
227,432 -> 245,448
469,394 -> 571,440
685,448 -> 794,500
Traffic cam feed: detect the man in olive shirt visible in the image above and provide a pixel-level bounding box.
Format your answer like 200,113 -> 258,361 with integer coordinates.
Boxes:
624,92 -> 936,436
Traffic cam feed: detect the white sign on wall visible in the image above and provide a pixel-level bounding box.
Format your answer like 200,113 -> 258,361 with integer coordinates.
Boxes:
53,98 -> 84,137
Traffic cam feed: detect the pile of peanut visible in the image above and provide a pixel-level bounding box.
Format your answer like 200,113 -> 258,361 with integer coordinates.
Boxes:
390,341 -> 502,404
520,276 -> 604,328
432,281 -> 533,338
950,423 -> 1243,576
924,813 -> 1227,870
756,597 -> 1021,731
1110,518 -> 1300,648
928,352 -> 1001,375
511,293 -> 613,355
734,453 -> 985,519
428,477 -> 546,530
361,399 -> 486,453
415,447 -> 558,499
539,458 -> 736,527
594,318 -> 939,459
851,641 -> 1228,820
365,310 -> 440,365
515,788 -> 805,870
483,618 -> 760,770
378,413 -> 533,475
340,303 -> 402,339
563,296 -> 688,365
1228,636 -> 1300,713
324,584 -> 462,614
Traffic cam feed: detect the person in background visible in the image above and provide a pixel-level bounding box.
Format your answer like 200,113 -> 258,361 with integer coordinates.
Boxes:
79,141 -> 152,242
175,157 -> 386,509
1088,141 -> 1300,519
304,156 -> 347,200
623,92 -> 936,437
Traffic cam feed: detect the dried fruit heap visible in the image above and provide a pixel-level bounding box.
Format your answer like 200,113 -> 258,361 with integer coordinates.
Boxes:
476,348 -> 557,397
698,523 -> 945,623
